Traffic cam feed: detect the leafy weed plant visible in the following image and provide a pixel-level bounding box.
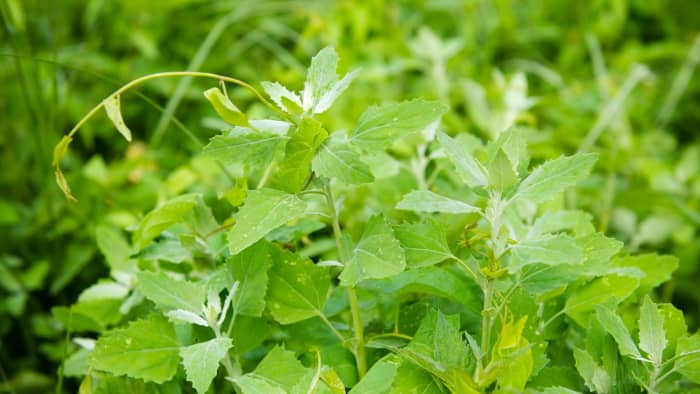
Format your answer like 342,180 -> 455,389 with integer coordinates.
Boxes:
53,48 -> 700,393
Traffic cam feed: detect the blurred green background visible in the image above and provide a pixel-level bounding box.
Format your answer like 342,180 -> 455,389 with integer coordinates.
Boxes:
1,0 -> 699,391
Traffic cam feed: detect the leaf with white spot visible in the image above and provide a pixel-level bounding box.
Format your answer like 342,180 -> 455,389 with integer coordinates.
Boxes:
266,245 -> 330,324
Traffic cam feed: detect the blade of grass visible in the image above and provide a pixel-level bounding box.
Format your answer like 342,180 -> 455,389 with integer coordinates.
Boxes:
150,1 -> 300,146
657,34 -> 700,128
579,63 -> 651,152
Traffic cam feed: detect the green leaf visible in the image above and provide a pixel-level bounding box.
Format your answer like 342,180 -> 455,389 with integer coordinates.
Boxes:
437,132 -> 488,186
351,99 -> 448,151
577,232 -> 624,273
509,234 -> 582,272
272,117 -> 328,192
233,346 -> 309,393
103,94 -> 132,142
396,190 -> 480,214
228,241 -> 272,317
312,133 -> 374,184
203,87 -> 248,126
180,337 -> 232,394
393,220 -> 453,268
411,309 -> 471,371
228,189 -> 307,256
304,47 -> 340,108
96,225 -> 135,273
612,254 -> 679,291
390,361 -> 446,394
202,127 -> 286,168
573,347 -> 611,393
493,127 -> 529,177
314,69 -> 359,114
52,299 -> 122,333
363,266 -> 482,311
519,264 -> 582,295
55,167 -> 77,202
136,271 -> 206,314
659,303 -> 687,359
638,296 -> 667,364
302,47 -> 359,114
486,150 -> 518,191
349,355 -> 400,394
595,304 -> 642,359
233,376 -> 286,394
675,334 -> 700,384
52,134 -> 72,167
530,210 -> 595,237
267,246 -> 330,324
261,81 -> 302,114
90,315 -> 180,383
492,317 -> 533,391
133,194 -> 199,249
340,215 -> 406,286
565,275 -> 639,326
514,153 -> 597,203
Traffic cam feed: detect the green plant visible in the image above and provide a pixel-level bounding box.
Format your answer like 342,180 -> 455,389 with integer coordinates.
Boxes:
52,47 -> 700,393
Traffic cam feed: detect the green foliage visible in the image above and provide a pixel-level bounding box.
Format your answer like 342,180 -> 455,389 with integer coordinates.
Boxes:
4,6 -> 700,393
48,44 -> 699,394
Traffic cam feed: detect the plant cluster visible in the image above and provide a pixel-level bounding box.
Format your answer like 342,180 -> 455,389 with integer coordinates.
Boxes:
51,47 -> 700,393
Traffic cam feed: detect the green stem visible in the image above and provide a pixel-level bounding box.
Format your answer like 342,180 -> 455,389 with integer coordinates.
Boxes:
369,332 -> 413,342
480,279 -> 493,370
212,322 -> 237,380
648,363 -> 661,394
318,313 -> 347,345
63,71 -> 287,142
323,181 -> 367,378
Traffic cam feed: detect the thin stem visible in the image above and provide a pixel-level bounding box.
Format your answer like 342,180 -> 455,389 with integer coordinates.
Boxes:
212,321 -> 237,380
323,181 -> 367,378
369,332 -> 413,342
480,280 -> 493,370
449,255 -> 481,285
55,308 -> 73,394
657,34 -> 700,128
661,348 -> 700,368
542,309 -> 566,329
307,349 -> 323,393
318,313 -> 347,345
256,160 -> 276,189
64,71 -> 288,141
204,221 -> 237,239
648,363 -> 661,394
579,64 -> 651,152
655,366 -> 677,386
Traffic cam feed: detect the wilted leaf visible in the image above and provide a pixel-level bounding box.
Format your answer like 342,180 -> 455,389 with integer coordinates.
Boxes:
103,94 -> 132,142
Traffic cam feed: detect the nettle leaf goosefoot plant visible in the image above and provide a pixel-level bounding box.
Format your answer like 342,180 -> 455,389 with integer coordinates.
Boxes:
53,48 -> 700,393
